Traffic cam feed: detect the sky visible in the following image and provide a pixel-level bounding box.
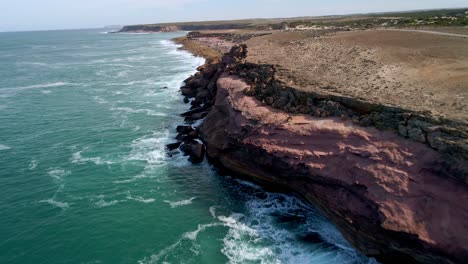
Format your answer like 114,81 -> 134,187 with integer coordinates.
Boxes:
1,0 -> 467,32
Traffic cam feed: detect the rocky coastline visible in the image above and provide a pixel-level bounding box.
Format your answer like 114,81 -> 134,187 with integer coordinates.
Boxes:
167,32 -> 468,264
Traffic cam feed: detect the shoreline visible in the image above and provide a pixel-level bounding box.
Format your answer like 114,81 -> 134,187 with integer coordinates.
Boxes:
167,31 -> 468,264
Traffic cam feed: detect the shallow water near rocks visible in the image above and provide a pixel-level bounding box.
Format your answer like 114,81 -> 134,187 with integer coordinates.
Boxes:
0,29 -> 377,264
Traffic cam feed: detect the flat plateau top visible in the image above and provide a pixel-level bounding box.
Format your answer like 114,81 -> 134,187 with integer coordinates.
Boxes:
244,29 -> 468,122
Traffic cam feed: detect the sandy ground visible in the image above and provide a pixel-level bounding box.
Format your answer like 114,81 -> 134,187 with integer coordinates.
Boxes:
243,30 -> 468,122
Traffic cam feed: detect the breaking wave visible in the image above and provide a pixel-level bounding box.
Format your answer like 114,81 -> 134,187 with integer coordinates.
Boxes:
164,197 -> 196,208
39,199 -> 70,209
0,144 -> 11,150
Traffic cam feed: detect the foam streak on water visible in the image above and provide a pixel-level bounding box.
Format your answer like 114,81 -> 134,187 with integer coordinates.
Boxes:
0,29 -> 377,264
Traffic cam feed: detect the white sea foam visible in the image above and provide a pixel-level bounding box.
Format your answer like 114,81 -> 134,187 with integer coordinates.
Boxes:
93,194 -> 120,207
107,63 -> 135,68
138,222 -> 221,264
138,238 -> 184,264
110,107 -> 167,117
218,188 -> 375,264
18,61 -> 61,69
39,199 -> 70,209
29,160 -> 39,170
113,173 -> 155,184
47,168 -> 71,180
117,70 -> 129,78
0,144 -> 10,150
209,206 -> 218,219
126,193 -> 155,204
95,199 -> 119,208
183,223 -> 221,240
71,151 -> 113,165
92,96 -> 108,104
159,39 -> 205,67
106,79 -> 159,87
0,82 -> 78,97
164,197 -> 196,208
126,131 -> 169,166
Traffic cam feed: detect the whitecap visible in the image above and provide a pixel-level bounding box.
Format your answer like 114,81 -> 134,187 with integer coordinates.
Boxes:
94,198 -> 119,208
0,82 -> 79,97
139,222 -> 220,264
126,131 -> 169,166
71,151 -> 113,165
126,193 -> 155,204
47,168 -> 71,180
92,96 -> 108,104
183,223 -> 221,240
106,79 -> 158,87
113,173 -> 153,184
117,70 -> 129,77
18,61 -> 61,69
110,107 -> 167,117
209,206 -> 218,219
41,90 -> 51,94
106,63 -> 134,68
39,199 -> 70,209
29,160 -> 39,170
0,144 -> 11,151
138,238 -> 184,264
164,197 -> 196,208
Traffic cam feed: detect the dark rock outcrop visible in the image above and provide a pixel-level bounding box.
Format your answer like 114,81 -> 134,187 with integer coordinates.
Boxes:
180,141 -> 206,164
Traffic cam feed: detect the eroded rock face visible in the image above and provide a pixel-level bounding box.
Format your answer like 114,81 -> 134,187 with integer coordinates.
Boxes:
199,74 -> 468,264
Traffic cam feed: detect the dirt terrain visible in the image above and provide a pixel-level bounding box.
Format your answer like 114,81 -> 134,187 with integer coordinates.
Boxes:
244,30 -> 468,122
165,22 -> 468,264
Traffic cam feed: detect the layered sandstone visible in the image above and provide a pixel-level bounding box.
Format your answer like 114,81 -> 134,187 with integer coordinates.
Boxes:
167,33 -> 468,263
199,72 -> 468,264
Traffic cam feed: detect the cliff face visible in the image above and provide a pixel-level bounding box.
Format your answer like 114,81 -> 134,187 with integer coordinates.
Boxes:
198,73 -> 468,264
119,24 -> 249,33
171,43 -> 468,264
119,25 -> 181,32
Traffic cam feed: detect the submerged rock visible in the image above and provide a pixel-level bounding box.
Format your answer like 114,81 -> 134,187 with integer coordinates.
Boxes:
166,142 -> 182,151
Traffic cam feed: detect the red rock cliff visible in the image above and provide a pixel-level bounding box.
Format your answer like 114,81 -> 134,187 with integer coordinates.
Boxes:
198,73 -> 468,264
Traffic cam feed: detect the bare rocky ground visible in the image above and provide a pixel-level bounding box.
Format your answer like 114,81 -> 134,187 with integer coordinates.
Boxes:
166,25 -> 468,263
244,30 -> 468,122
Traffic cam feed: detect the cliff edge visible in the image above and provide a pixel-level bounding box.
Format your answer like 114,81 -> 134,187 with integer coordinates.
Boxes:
168,30 -> 468,264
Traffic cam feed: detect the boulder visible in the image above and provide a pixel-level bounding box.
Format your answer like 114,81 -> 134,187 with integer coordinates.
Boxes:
184,112 -> 208,122
180,141 -> 206,163
176,125 -> 194,135
181,86 -> 195,97
166,142 -> 182,151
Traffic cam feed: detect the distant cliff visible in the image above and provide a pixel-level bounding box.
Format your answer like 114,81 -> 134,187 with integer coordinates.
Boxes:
119,23 -> 250,33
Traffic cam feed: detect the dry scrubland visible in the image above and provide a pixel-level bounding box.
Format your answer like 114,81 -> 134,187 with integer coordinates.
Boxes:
244,30 -> 468,122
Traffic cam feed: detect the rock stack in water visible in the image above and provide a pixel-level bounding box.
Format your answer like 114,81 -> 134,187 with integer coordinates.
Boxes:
166,45 -> 248,163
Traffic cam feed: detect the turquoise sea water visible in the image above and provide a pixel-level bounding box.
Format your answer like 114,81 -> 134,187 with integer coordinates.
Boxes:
0,29 -> 377,264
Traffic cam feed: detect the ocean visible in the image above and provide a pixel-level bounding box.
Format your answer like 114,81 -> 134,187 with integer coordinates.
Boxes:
0,29 -> 377,264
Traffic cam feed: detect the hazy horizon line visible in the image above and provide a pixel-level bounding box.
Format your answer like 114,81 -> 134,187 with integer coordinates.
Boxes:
1,6 -> 466,33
